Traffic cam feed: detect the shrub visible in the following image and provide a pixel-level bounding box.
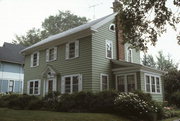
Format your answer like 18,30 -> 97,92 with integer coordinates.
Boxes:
0,94 -> 19,107
169,91 -> 180,108
8,94 -> 40,109
114,93 -> 162,121
28,99 -> 43,110
42,91 -> 61,110
92,90 -> 119,113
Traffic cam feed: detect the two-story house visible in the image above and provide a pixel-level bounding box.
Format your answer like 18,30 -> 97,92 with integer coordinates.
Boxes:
21,12 -> 164,101
0,42 -> 25,94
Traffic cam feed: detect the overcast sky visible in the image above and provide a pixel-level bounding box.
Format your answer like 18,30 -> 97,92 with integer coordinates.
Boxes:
0,0 -> 179,68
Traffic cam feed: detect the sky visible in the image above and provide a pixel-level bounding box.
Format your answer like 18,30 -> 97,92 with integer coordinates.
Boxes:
0,0 -> 179,68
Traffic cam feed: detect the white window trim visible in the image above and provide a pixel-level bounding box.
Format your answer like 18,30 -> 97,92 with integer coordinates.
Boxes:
30,51 -> 39,67
109,24 -> 115,32
65,40 -> 79,60
100,74 -> 109,91
46,47 -> 57,62
27,79 -> 41,96
127,48 -> 133,62
105,40 -> 113,59
115,73 -> 137,92
8,80 -> 14,92
61,74 -> 82,94
144,73 -> 162,94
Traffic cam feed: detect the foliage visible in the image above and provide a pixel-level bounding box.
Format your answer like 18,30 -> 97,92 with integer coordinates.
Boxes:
42,91 -> 61,110
0,94 -> 41,110
114,0 -> 180,51
169,92 -> 180,108
142,51 -> 178,71
156,51 -> 178,71
164,69 -> 180,104
142,54 -> 156,68
12,11 -> 88,46
114,93 -> 163,121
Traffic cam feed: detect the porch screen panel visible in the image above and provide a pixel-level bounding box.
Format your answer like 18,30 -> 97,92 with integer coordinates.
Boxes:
117,76 -> 125,92
127,75 -> 135,92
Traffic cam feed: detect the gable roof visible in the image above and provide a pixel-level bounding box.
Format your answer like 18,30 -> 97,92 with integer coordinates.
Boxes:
21,12 -> 117,54
0,42 -> 25,64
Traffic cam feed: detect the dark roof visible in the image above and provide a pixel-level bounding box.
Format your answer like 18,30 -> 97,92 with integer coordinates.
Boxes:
0,42 -> 25,64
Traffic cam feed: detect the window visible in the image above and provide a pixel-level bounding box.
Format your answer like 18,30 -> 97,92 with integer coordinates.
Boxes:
105,40 -> 113,59
145,74 -> 161,94
65,40 -> 79,59
116,74 -> 136,92
100,74 -> 109,91
46,47 -> 57,62
61,74 -> 82,94
9,80 -> 14,92
109,24 -> 115,32
127,49 -> 133,62
27,80 -> 40,95
30,52 -> 39,67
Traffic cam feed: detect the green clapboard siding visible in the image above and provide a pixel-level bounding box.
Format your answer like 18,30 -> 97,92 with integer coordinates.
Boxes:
124,43 -> 140,64
24,36 -> 92,95
92,20 -> 116,92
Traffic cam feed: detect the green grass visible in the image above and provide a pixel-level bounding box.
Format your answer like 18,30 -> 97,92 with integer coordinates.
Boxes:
0,108 -> 130,121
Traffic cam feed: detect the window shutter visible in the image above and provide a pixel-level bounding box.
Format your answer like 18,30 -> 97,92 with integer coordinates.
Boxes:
38,80 -> 41,95
37,52 -> 40,66
75,40 -> 79,57
30,54 -> 33,67
46,49 -> 49,62
54,47 -> 57,60
27,81 -> 30,94
78,74 -> 82,91
61,77 -> 65,94
65,43 -> 69,59
100,74 -> 102,91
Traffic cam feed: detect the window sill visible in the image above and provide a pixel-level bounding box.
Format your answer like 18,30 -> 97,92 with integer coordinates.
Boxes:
65,56 -> 79,60
30,65 -> 39,68
47,59 -> 56,62
145,92 -> 162,95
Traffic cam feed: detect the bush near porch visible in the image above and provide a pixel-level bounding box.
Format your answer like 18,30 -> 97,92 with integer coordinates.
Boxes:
0,91 -> 164,121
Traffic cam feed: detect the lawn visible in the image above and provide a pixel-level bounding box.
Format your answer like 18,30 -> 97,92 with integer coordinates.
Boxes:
0,108 -> 130,121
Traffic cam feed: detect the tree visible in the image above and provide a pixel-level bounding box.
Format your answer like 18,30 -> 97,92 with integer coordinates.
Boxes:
114,0 -> 180,51
13,11 -> 88,46
156,51 -> 178,71
142,54 -> 156,68
142,51 -> 178,71
164,69 -> 180,104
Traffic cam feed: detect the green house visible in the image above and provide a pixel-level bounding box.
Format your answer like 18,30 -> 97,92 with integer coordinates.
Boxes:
21,13 -> 165,102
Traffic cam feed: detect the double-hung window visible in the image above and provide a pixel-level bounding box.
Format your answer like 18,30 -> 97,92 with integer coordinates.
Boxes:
65,40 -> 79,59
100,74 -> 109,91
61,74 -> 82,94
145,74 -> 161,94
30,52 -> 39,67
27,80 -> 40,95
46,47 -> 57,62
105,40 -> 113,59
127,49 -> 133,62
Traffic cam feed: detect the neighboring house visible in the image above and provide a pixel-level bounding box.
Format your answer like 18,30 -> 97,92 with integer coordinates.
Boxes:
21,12 -> 165,101
0,42 -> 25,94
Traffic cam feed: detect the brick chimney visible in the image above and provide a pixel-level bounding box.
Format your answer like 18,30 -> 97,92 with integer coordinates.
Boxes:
113,0 -> 125,61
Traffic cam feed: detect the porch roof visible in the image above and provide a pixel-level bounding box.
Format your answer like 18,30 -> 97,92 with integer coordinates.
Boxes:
111,60 -> 166,74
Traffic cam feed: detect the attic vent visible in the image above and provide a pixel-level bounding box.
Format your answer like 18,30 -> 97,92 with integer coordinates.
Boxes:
109,24 -> 115,32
